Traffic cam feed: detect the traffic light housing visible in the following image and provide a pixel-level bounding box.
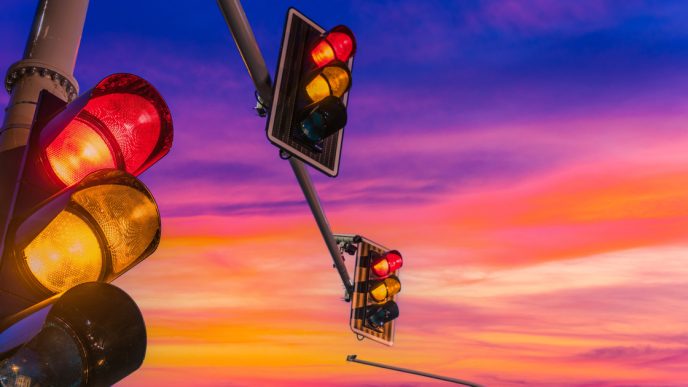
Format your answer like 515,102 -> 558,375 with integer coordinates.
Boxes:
267,8 -> 356,177
0,282 -> 147,386
337,234 -> 403,346
0,73 -> 172,318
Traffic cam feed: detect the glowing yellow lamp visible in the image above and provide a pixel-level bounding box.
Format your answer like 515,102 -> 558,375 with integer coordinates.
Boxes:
369,276 -> 401,303
24,211 -> 102,293
305,64 -> 351,103
17,169 -> 160,295
72,184 -> 158,273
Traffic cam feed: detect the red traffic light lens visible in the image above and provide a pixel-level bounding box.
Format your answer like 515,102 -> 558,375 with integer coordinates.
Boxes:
311,25 -> 356,67
88,93 -> 162,174
371,250 -> 403,278
311,40 -> 336,68
45,119 -> 117,186
39,74 -> 173,187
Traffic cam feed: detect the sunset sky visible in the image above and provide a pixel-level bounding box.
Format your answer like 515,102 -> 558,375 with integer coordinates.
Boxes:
2,1 -> 688,386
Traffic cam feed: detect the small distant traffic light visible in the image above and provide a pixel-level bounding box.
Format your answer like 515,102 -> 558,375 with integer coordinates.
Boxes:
336,235 -> 403,346
267,8 -> 356,177
0,73 -> 173,317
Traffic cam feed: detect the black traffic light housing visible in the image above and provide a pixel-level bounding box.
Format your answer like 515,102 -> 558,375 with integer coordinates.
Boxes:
336,234 -> 403,346
266,8 -> 355,177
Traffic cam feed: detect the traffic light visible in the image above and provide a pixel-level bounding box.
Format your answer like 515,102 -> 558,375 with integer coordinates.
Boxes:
0,282 -> 147,386
12,73 -> 172,213
0,73 -> 172,318
266,8 -> 356,177
336,235 -> 403,346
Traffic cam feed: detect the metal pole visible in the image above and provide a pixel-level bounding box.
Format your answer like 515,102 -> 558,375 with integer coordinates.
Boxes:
346,355 -> 485,387
0,0 -> 88,267
1,0 -> 88,152
217,0 -> 354,297
290,157 -> 354,296
216,0 -> 273,107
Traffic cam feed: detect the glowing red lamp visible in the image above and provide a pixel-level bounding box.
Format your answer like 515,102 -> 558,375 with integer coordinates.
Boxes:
37,73 -> 173,187
371,250 -> 403,278
311,25 -> 356,68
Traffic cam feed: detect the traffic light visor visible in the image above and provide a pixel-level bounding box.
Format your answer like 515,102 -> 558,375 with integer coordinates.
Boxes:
15,169 -> 161,294
39,73 -> 173,187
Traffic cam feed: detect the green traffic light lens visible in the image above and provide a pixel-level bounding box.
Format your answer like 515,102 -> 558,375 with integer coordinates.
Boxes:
367,301 -> 400,328
299,96 -> 347,142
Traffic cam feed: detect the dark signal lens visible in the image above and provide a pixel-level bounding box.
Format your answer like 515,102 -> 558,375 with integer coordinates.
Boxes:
367,301 -> 399,328
299,96 -> 347,142
305,64 -> 352,103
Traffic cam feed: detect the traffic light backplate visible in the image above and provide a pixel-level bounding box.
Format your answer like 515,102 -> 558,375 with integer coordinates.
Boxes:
339,234 -> 399,346
266,8 -> 353,177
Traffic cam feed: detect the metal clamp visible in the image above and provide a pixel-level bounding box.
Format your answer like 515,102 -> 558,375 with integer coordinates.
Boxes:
5,62 -> 78,101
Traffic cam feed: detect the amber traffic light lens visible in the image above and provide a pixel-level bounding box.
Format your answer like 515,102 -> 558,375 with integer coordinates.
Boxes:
17,169 -> 161,294
72,184 -> 159,273
369,276 -> 401,303
305,65 -> 351,103
24,211 -> 103,293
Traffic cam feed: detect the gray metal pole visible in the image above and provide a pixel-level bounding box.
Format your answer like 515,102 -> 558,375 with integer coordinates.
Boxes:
289,157 -> 354,296
0,0 -> 89,267
217,0 -> 354,298
1,0 -> 88,152
346,355 -> 485,387
216,0 -> 273,107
